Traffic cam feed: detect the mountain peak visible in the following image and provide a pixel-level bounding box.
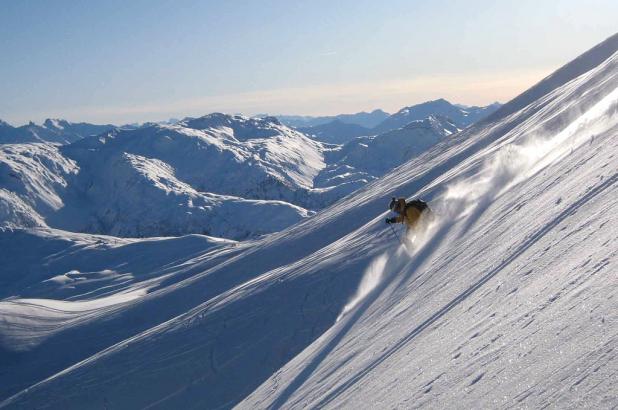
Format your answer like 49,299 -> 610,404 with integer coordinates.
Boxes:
177,112 -> 291,142
370,109 -> 389,115
400,114 -> 459,136
374,99 -> 501,133
432,97 -> 451,104
43,118 -> 70,130
260,115 -> 281,125
183,113 -> 283,132
181,113 -> 240,131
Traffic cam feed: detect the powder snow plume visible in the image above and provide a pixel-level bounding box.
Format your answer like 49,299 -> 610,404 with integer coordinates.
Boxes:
337,253 -> 388,322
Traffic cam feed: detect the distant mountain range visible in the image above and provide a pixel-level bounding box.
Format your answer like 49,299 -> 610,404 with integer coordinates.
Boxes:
316,115 -> 459,189
0,115 -> 326,240
0,118 -> 181,145
1,101 -> 499,147
298,120 -> 372,144
277,109 -> 390,129
0,119 -> 116,144
283,99 -> 502,144
372,99 -> 502,134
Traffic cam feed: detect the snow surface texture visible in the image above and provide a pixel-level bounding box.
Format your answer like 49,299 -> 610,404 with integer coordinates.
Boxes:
0,33 -> 617,409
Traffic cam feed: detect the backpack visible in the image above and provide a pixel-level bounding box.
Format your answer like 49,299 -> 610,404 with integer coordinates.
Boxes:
406,199 -> 429,213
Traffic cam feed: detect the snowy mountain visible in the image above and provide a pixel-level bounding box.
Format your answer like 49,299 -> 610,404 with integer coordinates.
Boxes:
0,114 -> 328,240
292,101 -> 499,145
277,109 -> 390,129
0,112 -> 464,240
0,119 -> 116,144
316,115 -> 459,188
373,99 -> 501,134
0,32 -> 616,409
0,108 -> 490,241
298,119 -> 372,144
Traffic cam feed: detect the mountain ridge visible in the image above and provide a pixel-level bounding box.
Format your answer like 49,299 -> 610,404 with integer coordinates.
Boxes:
277,109 -> 390,129
0,119 -> 116,144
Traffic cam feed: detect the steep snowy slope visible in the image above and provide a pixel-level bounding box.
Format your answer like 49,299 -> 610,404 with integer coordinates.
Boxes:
0,143 -> 78,229
1,33 -> 617,410
240,35 -> 618,409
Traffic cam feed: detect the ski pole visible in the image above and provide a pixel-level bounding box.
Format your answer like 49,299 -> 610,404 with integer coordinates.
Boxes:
388,223 -> 402,244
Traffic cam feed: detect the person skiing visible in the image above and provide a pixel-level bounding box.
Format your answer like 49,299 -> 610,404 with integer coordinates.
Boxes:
385,197 -> 430,231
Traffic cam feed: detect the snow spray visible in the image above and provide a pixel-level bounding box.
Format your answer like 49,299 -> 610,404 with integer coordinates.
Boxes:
432,86 -> 618,224
337,253 -> 388,322
336,241 -> 421,323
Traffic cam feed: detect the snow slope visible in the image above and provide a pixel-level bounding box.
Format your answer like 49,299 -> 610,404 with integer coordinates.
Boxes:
0,33 -> 617,409
0,143 -> 78,229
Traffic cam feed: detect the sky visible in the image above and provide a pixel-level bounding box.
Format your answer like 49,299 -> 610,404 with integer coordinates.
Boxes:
1,0 -> 617,125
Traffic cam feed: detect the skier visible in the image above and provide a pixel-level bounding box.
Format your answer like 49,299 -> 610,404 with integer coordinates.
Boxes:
385,197 -> 430,232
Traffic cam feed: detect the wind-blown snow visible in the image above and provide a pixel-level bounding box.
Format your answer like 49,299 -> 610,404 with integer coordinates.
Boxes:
0,33 -> 617,410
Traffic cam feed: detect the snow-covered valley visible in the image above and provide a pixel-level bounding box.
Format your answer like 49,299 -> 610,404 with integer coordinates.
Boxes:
0,32 -> 617,410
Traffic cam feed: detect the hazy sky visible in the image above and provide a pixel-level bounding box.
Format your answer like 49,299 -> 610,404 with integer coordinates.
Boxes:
1,0 -> 617,125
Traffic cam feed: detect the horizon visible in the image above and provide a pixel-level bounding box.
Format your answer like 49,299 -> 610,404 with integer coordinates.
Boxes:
1,1 -> 617,125
2,97 -> 502,127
